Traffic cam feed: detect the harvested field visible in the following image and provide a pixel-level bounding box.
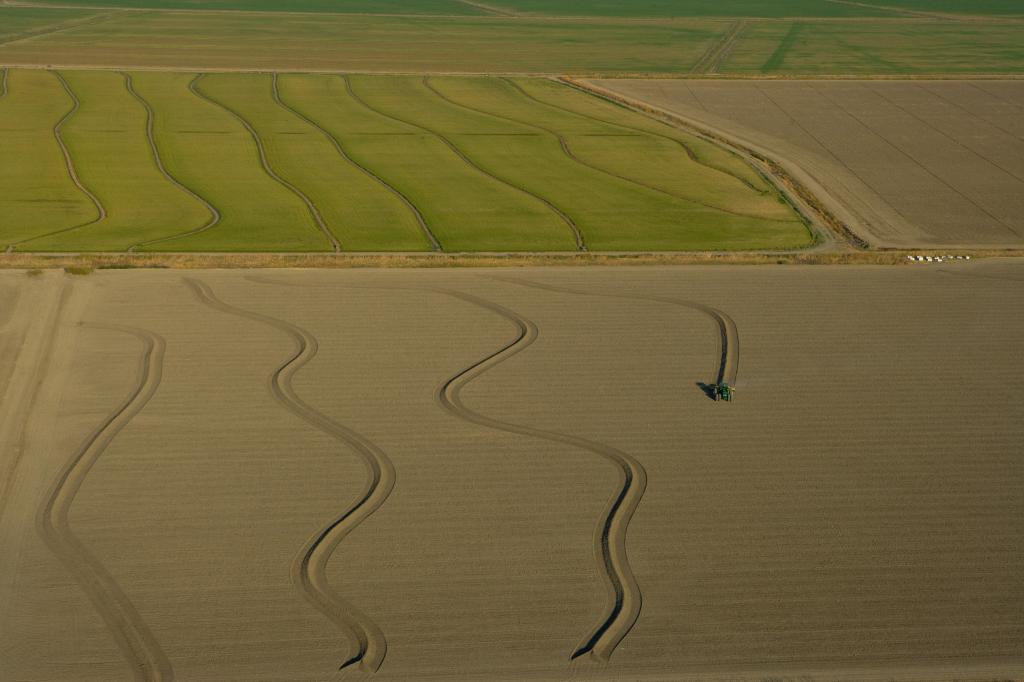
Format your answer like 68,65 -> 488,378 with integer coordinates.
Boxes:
588,78 -> 1024,248
0,69 -> 808,253
0,263 -> 1021,681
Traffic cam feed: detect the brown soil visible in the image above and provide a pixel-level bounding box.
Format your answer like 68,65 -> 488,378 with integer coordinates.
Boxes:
1,264 -> 1021,680
588,78 -> 1024,249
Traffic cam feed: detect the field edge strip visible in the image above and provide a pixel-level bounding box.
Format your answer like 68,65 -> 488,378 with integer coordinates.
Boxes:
431,286 -> 645,662
183,277 -> 394,674
8,70 -> 107,253
272,73 -> 442,252
122,72 -> 222,252
190,74 -> 342,252
36,322 -> 173,682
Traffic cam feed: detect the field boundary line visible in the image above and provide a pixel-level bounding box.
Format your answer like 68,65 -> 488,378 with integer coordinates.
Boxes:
428,286 -> 645,661
528,77 -> 769,194
272,73 -> 442,252
496,77 -> 801,222
7,70 -> 106,253
421,77 -> 588,249
564,78 -> 868,249
122,72 -> 222,252
191,74 -> 342,252
184,278 -> 394,673
344,75 -> 585,252
36,322 -> 173,682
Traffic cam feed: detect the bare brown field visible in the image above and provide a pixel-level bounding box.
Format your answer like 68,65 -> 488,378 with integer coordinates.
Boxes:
0,264 -> 1022,681
588,79 -> 1024,250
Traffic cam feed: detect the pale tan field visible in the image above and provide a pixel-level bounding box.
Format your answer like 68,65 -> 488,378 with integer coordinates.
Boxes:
0,264 -> 1022,681
588,79 -> 1024,250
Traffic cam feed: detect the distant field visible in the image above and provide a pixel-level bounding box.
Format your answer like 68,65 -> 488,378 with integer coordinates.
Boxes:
16,0 -> 489,14
723,20 -> 1024,74
0,11 -> 725,73
0,6 -> 103,42
0,68 -> 807,252
1,6 -> 1022,75
23,0 -> 1019,17
591,78 -> 1024,248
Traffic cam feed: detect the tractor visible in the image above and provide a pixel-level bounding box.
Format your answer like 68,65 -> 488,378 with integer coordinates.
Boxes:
713,383 -> 734,402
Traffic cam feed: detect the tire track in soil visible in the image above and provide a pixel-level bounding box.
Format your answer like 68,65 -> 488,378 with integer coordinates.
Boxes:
36,322 -> 173,682
344,74 -> 586,252
271,73 -> 442,252
690,20 -> 747,75
429,76 -> 797,223
1,67 -> 8,99
433,287 -> 646,662
183,278 -> 394,673
489,275 -> 739,389
532,78 -> 768,194
7,70 -> 106,253
190,74 -> 342,252
123,72 -> 222,252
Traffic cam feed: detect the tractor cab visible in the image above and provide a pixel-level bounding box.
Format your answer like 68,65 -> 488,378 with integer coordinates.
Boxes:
713,383 -> 734,402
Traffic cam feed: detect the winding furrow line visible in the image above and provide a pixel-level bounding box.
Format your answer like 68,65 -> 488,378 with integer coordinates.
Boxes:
343,75 -> 585,252
538,78 -> 767,194
122,72 -> 221,252
37,323 -> 172,682
7,70 -> 106,253
490,275 -> 739,388
427,77 -> 794,223
271,73 -> 442,252
190,74 -> 342,252
184,278 -> 394,673
432,287 -> 645,662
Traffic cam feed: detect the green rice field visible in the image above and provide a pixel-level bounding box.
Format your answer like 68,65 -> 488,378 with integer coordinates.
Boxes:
0,69 -> 809,253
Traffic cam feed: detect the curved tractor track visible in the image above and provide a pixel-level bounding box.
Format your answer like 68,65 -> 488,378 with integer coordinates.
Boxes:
124,72 -> 221,252
491,276 -> 739,389
272,73 -> 442,252
190,74 -> 342,253
343,74 -> 585,252
426,77 -> 784,223
7,70 -> 106,253
184,278 -> 394,673
36,323 -> 172,682
434,287 -> 646,662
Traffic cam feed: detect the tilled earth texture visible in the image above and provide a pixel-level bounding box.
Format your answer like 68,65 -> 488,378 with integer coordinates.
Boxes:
0,263 -> 1022,681
589,79 -> 1024,250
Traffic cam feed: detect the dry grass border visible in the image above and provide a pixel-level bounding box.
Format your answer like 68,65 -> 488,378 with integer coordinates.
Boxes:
2,251 -> 1021,270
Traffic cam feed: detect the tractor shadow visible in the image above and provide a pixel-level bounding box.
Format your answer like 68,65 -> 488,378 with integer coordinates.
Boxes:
696,382 -> 718,401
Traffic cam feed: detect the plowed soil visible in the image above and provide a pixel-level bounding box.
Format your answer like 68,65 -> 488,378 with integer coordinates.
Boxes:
589,79 -> 1024,249
0,264 -> 1021,681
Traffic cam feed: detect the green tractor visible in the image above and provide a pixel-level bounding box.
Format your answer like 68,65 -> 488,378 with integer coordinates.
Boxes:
713,382 -> 734,402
